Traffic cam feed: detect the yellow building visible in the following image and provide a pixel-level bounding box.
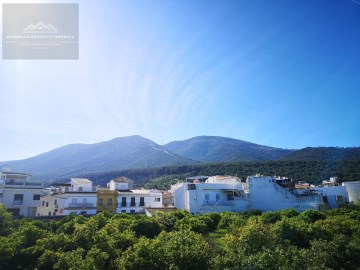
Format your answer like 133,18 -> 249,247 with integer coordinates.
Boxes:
96,189 -> 118,214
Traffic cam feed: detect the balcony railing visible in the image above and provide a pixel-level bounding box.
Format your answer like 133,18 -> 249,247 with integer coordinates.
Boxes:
64,187 -> 97,192
13,200 -> 23,205
5,181 -> 43,187
118,202 -> 143,208
67,203 -> 94,208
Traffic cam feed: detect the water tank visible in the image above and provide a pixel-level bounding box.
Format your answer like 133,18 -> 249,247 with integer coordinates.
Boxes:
343,181 -> 360,203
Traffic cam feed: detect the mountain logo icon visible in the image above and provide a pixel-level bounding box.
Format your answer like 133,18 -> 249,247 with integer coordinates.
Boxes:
23,22 -> 58,34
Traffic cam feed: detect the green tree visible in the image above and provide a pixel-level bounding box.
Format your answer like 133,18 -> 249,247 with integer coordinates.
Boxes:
129,217 -> 162,238
0,204 -> 13,236
118,230 -> 212,270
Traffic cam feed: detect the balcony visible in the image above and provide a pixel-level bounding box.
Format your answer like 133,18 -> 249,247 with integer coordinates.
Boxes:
5,181 -> 43,188
64,187 -> 96,192
13,200 -> 23,205
66,203 -> 95,209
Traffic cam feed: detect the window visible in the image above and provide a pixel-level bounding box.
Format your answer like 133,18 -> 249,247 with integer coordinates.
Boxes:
205,193 -> 209,200
54,199 -> 57,206
187,184 -> 196,190
130,210 -> 135,213
121,210 -> 126,213
83,198 -> 87,204
33,194 -> 40,200
46,202 -> 49,207
121,197 -> 127,207
216,193 -> 220,201
336,195 -> 343,202
13,194 -> 24,205
71,198 -> 77,204
42,201 -> 45,207
139,197 -> 145,206
130,197 -> 136,207
98,199 -> 103,206
108,198 -> 112,205
155,197 -> 160,202
227,192 -> 234,201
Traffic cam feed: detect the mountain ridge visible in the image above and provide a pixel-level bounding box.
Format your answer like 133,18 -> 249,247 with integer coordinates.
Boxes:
0,135 -> 359,181
164,135 -> 293,162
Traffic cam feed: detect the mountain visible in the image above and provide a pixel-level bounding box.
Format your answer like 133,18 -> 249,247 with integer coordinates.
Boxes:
281,147 -> 360,161
0,135 -> 194,180
1,135 -> 359,182
164,136 -> 293,162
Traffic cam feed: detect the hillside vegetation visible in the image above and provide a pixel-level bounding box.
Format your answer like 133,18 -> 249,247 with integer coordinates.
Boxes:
76,160 -> 360,189
164,136 -> 292,162
1,204 -> 360,269
282,147 -> 360,161
1,135 -> 359,182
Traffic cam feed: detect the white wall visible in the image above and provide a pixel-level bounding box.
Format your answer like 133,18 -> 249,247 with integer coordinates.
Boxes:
116,190 -> 162,213
109,180 -> 134,191
37,192 -> 97,216
71,178 -> 93,191
174,182 -> 249,214
248,176 -> 323,212
313,186 -> 348,208
37,192 -> 64,216
343,181 -> 360,203
1,187 -> 43,217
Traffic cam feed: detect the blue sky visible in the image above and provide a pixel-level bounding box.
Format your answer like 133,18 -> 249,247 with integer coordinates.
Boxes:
1,0 -> 360,161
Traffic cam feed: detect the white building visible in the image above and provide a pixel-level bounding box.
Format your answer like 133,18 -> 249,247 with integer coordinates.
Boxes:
0,170 -> 45,217
248,175 -> 325,212
343,181 -> 360,203
312,185 -> 349,208
37,179 -> 97,217
107,177 -> 162,213
108,177 -> 134,191
173,175 -> 249,214
116,189 -> 163,214
322,176 -> 339,186
70,178 -> 93,191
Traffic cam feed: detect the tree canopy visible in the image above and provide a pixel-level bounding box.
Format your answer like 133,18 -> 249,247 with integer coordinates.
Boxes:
1,204 -> 360,269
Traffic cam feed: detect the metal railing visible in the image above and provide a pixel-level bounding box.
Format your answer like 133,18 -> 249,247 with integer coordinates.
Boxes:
5,181 -> 43,187
67,203 -> 94,208
13,200 -> 23,205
